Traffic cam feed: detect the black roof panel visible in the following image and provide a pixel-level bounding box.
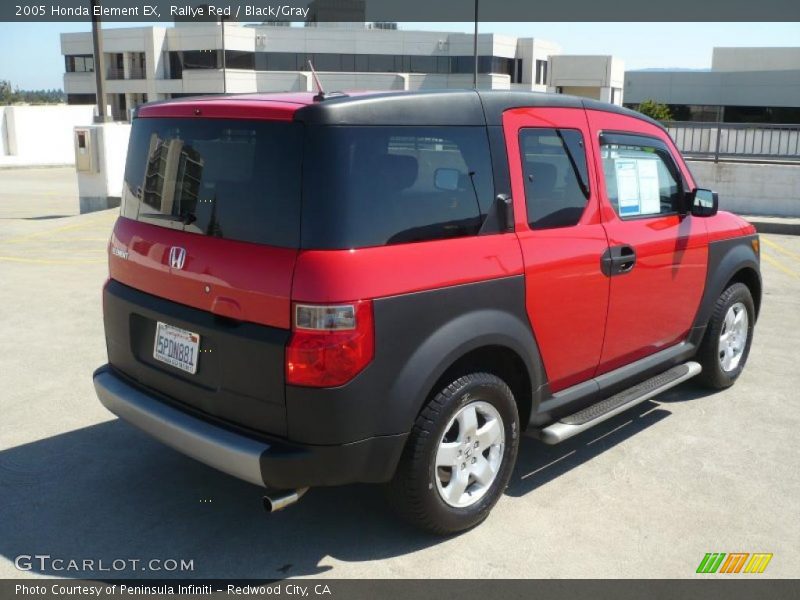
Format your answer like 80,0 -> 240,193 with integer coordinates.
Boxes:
293,89 -> 664,131
477,90 -> 585,125
293,90 -> 486,126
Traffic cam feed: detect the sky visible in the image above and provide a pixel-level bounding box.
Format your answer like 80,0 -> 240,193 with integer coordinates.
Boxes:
0,21 -> 798,90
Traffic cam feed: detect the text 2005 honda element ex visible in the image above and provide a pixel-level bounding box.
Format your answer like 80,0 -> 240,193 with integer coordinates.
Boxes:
94,90 -> 761,534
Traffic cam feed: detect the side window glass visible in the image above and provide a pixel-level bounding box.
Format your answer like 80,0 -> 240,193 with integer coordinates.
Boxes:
301,126 -> 495,249
520,128 -> 590,230
600,137 -> 683,219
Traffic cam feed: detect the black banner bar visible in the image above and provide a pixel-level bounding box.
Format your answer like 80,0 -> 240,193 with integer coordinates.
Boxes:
3,579 -> 800,600
3,0 -> 800,22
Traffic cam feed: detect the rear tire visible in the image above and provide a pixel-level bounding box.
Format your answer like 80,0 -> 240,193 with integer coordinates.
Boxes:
386,373 -> 519,535
696,282 -> 755,389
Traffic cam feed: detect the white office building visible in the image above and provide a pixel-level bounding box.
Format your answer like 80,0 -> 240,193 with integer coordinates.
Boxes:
61,22 -> 624,121
624,47 -> 800,123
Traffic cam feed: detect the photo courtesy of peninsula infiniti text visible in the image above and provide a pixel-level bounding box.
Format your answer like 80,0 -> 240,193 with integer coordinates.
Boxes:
93,90 -> 761,534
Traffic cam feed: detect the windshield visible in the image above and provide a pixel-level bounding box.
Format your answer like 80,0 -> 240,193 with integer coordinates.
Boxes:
121,118 -> 303,248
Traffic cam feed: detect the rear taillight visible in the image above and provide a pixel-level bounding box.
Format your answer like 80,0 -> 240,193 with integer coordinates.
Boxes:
286,301 -> 374,387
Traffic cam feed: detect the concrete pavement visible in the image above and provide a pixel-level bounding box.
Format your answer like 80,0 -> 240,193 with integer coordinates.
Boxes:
1,167 -> 798,579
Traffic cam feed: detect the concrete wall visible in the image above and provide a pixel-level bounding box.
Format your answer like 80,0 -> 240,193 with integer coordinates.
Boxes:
688,160 -> 800,217
547,55 -> 624,105
712,47 -> 800,72
77,122 -> 131,213
548,55 -> 624,88
624,69 -> 800,108
0,107 -> 8,156
1,105 -> 96,165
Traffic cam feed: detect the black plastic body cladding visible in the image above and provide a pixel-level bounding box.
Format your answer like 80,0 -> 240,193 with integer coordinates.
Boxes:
285,275 -> 545,445
688,234 -> 761,346
103,280 -> 290,437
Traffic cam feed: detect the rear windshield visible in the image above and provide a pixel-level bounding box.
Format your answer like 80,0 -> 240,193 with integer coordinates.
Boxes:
302,126 -> 495,249
121,118 -> 303,248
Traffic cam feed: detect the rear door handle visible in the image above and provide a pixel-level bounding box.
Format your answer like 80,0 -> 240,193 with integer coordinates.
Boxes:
601,245 -> 637,276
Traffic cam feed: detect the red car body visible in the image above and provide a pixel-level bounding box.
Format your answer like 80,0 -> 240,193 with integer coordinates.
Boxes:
94,90 -> 760,507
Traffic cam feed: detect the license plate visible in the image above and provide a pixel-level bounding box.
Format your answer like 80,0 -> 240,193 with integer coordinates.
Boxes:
153,322 -> 200,374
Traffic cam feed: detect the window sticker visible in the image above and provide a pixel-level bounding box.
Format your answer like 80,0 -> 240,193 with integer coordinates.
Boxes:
613,155 -> 661,216
615,159 -> 641,216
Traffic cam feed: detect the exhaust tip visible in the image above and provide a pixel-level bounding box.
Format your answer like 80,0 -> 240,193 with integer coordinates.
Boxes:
263,487 -> 309,513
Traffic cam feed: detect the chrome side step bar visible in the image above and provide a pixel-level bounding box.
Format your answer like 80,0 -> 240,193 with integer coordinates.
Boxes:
538,361 -> 702,445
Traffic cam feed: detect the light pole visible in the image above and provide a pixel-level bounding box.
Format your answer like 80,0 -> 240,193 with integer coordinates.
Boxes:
221,16 -> 227,94
90,0 -> 110,121
473,0 -> 479,89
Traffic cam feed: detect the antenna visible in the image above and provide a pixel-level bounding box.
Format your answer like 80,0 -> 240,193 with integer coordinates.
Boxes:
307,60 -> 326,101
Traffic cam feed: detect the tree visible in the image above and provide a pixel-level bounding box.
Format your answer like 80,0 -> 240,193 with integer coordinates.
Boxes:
0,80 -> 14,104
0,81 -> 66,105
635,99 -> 673,122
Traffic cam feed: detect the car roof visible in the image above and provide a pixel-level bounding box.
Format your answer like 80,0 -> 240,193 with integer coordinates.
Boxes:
136,89 -> 662,130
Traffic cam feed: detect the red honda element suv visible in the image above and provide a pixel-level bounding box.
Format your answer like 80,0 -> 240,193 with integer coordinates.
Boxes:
94,90 -> 761,534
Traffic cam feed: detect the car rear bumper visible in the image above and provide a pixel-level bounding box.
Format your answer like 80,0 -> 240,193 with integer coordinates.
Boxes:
93,365 -> 407,489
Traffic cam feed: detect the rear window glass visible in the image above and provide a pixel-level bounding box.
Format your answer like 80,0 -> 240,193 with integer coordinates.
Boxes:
301,126 -> 494,249
121,118 -> 303,248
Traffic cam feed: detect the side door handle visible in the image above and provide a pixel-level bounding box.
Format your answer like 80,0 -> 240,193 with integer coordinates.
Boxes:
601,244 -> 637,276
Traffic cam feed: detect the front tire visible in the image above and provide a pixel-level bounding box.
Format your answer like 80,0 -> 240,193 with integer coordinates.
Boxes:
387,373 -> 519,535
696,282 -> 755,389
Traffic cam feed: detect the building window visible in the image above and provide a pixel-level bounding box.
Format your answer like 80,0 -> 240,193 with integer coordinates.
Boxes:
67,93 -> 96,104
354,54 -> 369,72
409,55 -> 436,73
722,105 -> 800,124
225,50 -> 255,70
65,55 -> 94,73
161,50 -> 524,79
340,54 -> 356,72
535,60 -> 548,85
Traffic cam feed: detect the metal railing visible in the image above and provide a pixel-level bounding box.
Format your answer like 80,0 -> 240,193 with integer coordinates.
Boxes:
665,121 -> 800,162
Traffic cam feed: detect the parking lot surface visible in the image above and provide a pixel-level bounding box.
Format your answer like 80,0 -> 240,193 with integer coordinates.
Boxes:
1,167 -> 798,578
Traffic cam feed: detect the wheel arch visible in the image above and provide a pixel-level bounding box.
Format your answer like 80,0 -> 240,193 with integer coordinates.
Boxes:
426,344 -> 535,430
388,308 -> 547,435
726,265 -> 762,320
689,235 -> 761,346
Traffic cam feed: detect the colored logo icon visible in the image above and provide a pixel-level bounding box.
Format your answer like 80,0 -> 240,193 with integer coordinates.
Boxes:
697,553 -> 773,574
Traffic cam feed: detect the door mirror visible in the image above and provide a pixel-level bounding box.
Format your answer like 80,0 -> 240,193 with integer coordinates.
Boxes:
690,188 -> 718,217
434,168 -> 460,191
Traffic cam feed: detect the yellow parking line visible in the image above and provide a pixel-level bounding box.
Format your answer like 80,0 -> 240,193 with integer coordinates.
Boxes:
1,218 -> 109,245
762,237 -> 800,263
762,251 -> 800,279
0,256 -> 106,265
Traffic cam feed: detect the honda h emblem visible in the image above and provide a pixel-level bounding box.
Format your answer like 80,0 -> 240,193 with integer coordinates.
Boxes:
168,246 -> 187,270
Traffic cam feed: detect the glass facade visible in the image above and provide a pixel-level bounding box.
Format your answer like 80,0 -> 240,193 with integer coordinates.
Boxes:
166,50 -> 521,81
